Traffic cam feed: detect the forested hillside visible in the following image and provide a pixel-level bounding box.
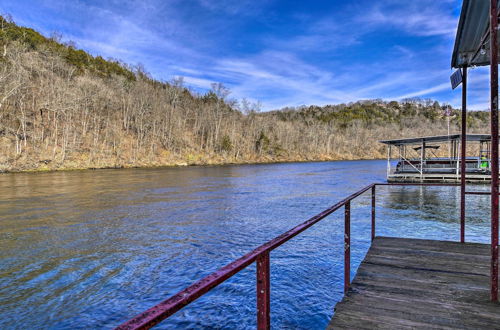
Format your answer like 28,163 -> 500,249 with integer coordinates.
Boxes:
0,15 -> 490,172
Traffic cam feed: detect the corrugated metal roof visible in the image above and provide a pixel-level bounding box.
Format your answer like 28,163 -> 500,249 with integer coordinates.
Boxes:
379,134 -> 491,145
451,0 -> 500,68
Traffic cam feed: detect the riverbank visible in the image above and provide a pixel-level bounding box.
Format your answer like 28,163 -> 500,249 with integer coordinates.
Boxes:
0,152 -> 382,174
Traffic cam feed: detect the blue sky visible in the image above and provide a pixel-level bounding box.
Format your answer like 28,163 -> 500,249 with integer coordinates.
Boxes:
0,0 -> 492,110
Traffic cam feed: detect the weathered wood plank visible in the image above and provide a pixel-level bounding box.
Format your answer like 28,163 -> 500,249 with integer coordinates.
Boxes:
328,237 -> 500,329
373,236 -> 489,251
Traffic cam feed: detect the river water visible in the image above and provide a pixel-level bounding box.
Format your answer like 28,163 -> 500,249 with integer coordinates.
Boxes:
0,160 -> 492,329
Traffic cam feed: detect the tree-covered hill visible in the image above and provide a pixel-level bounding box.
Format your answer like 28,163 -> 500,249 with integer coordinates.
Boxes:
0,15 -> 135,79
0,15 -> 490,172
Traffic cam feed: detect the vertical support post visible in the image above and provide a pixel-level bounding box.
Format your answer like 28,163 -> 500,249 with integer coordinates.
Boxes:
371,185 -> 376,241
461,66 -> 468,243
344,201 -> 351,294
257,252 -> 270,329
420,140 -> 425,181
449,132 -> 452,159
490,141 -> 492,170
387,145 -> 391,177
490,0 -> 499,302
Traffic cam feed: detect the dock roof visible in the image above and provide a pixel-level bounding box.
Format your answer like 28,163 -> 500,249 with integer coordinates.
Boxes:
379,134 -> 491,146
452,0 -> 500,68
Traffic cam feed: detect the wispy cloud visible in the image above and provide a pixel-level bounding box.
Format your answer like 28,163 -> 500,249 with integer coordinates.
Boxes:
395,83 -> 451,100
361,1 -> 458,37
195,0 -> 269,16
2,0 -> 489,110
182,76 -> 214,90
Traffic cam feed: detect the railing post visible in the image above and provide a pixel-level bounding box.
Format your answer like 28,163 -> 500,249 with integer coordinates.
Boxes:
257,252 -> 270,329
371,185 -> 376,241
344,201 -> 351,294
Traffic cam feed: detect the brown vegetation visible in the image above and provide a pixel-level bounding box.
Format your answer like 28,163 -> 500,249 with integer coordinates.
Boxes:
0,16 -> 490,172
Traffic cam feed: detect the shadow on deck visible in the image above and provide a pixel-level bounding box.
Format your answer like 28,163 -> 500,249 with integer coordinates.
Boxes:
328,237 -> 500,329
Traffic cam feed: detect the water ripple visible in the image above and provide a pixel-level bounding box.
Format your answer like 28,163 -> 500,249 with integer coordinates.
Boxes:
0,161 -> 491,329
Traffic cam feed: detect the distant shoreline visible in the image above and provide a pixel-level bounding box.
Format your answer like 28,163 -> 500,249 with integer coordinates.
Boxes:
0,156 -> 384,174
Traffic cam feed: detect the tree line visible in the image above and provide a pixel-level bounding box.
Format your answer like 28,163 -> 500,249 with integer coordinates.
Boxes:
0,15 -> 490,172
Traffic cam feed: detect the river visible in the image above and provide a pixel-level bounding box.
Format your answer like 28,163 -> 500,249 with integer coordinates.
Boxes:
0,160 -> 492,329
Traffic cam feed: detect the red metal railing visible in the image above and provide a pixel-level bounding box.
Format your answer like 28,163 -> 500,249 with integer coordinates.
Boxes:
115,183 -> 465,330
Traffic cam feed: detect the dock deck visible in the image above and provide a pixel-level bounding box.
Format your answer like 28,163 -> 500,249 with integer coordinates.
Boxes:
328,237 -> 500,329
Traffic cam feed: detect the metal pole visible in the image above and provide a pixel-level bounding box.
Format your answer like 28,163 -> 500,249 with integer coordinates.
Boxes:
421,140 -> 425,181
490,0 -> 499,302
387,145 -> 391,177
371,186 -> 376,241
344,201 -> 351,294
461,66 -> 467,243
257,252 -> 270,329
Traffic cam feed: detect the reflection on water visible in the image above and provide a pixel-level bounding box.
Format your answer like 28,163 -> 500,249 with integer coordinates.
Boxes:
0,161 -> 492,329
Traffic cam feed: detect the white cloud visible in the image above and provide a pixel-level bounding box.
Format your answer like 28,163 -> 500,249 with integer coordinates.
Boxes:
195,0 -> 268,15
182,76 -> 214,89
362,1 -> 457,37
6,0 -> 483,111
394,83 -> 451,100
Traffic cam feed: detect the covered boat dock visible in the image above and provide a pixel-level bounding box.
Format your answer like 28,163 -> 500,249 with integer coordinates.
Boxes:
380,134 -> 494,183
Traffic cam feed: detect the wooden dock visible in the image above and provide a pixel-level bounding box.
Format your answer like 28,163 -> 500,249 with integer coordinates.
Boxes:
328,237 -> 500,329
